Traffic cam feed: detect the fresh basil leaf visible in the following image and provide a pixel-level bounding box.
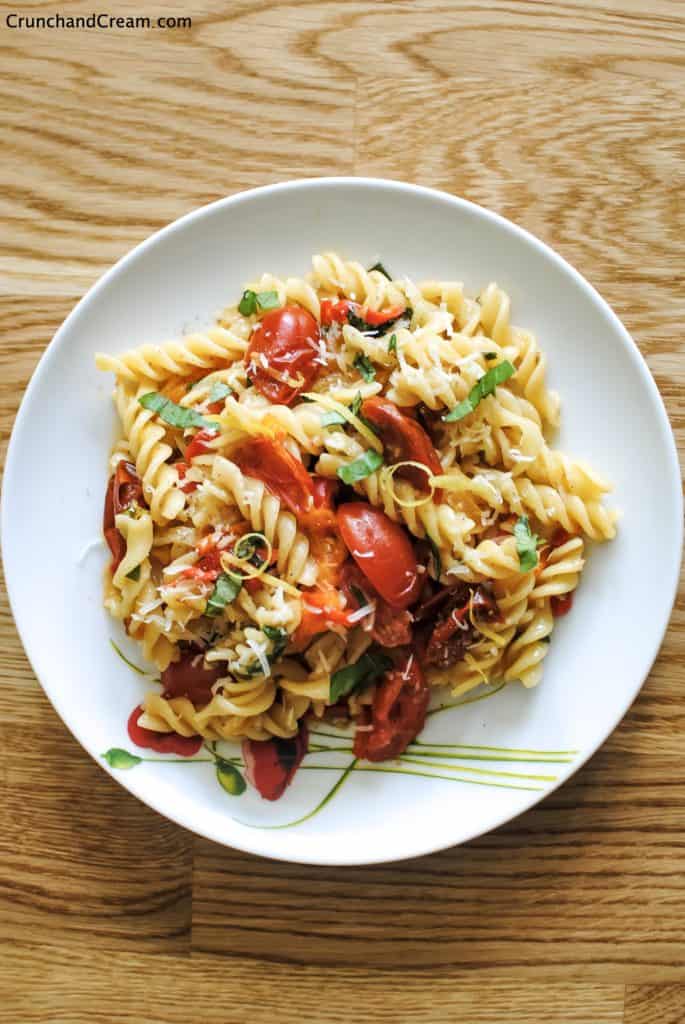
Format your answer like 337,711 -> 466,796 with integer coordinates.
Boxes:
368,260 -> 392,280
205,572 -> 242,616
349,392 -> 363,417
426,536 -> 442,580
353,353 -> 376,383
330,649 -> 393,703
484,352 -> 498,360
139,392 -> 214,431
337,450 -> 384,485
256,290 -> 280,311
208,381 -> 232,405
442,360 -> 515,423
388,332 -> 397,355
321,409 -> 347,428
347,307 -> 408,338
125,565 -> 141,582
263,625 -> 289,661
102,748 -> 142,770
216,760 -> 247,796
239,288 -> 280,315
514,515 -> 540,573
238,289 -> 258,315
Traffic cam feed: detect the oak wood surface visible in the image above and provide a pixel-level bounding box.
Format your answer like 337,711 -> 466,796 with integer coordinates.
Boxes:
1,1 -> 683,1020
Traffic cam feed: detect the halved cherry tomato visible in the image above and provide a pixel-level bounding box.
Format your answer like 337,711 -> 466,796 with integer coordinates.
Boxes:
361,396 -> 442,495
185,428 -> 217,461
362,303 -> 406,326
160,650 -> 224,707
175,461 -> 199,494
320,299 -> 355,326
337,503 -> 421,610
127,706 -> 203,756
551,593 -> 574,617
103,462 -> 146,573
246,305 -> 322,405
233,437 -> 313,515
242,722 -> 309,801
353,654 -> 428,762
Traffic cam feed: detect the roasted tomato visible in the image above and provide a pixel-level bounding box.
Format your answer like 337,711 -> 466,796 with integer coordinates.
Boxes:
293,587 -> 357,647
337,503 -> 422,610
360,396 -> 442,494
320,299 -> 356,326
103,461 -> 146,572
362,304 -> 406,326
415,583 -> 499,669
233,437 -> 314,515
242,723 -> 309,800
246,305 -> 322,404
185,428 -> 217,461
161,650 -> 224,706
127,706 -> 202,757
551,593 -> 574,617
372,601 -> 413,648
353,654 -> 428,762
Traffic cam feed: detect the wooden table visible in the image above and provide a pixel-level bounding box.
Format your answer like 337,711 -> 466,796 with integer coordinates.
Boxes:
1,2 -> 683,1020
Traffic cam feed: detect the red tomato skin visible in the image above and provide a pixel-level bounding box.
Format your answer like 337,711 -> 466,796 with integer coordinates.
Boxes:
353,655 -> 429,762
320,299 -> 356,326
337,503 -> 421,610
175,461 -> 199,494
103,462 -> 146,572
246,305 -> 322,405
242,723 -> 309,800
551,593 -> 574,617
127,707 -> 202,756
362,304 -> 406,326
233,437 -> 314,515
185,428 -> 217,461
360,397 -> 442,495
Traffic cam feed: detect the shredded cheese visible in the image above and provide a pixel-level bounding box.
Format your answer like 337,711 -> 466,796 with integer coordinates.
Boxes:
245,635 -> 271,678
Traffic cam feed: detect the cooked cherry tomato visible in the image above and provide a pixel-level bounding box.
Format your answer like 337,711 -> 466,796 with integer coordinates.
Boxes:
103,462 -> 145,573
300,476 -> 346,587
337,503 -> 422,610
353,654 -> 429,762
179,546 -> 222,583
242,723 -> 309,800
362,303 -> 406,326
127,706 -> 203,756
246,305 -> 322,404
551,593 -> 574,617
233,437 -> 313,515
320,299 -> 356,326
551,528 -> 574,548
185,428 -> 217,461
361,396 -> 442,494
160,650 -> 224,706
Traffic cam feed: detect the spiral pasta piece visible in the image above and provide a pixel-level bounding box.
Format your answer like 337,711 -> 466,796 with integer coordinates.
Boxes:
96,327 -> 247,385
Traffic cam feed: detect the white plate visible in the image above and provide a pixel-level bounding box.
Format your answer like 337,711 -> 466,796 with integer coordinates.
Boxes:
2,179 -> 681,865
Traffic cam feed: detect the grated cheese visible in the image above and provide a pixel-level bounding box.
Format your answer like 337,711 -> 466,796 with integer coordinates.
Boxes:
301,392 -> 383,452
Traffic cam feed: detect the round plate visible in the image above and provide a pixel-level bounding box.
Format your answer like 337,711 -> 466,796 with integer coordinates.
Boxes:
3,179 -> 681,864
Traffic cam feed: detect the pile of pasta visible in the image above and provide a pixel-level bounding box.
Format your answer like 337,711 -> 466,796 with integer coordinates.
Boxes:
97,253 -> 617,746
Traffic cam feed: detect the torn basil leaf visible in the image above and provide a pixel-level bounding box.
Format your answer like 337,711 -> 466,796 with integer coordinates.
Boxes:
353,353 -> 376,383
321,409 -> 347,428
514,515 -> 540,573
125,565 -> 141,582
330,649 -> 393,703
442,360 -> 515,423
349,392 -> 363,417
139,392 -> 214,431
238,289 -> 281,316
337,450 -> 384,485
208,381 -> 232,405
205,572 -> 242,616
262,625 -> 289,661
368,261 -> 392,280
388,333 -> 397,355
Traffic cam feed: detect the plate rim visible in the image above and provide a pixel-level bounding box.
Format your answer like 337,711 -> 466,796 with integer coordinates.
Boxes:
2,176 -> 682,865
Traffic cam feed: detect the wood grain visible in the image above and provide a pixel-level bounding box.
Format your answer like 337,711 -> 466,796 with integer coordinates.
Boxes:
1,0 -> 684,1017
